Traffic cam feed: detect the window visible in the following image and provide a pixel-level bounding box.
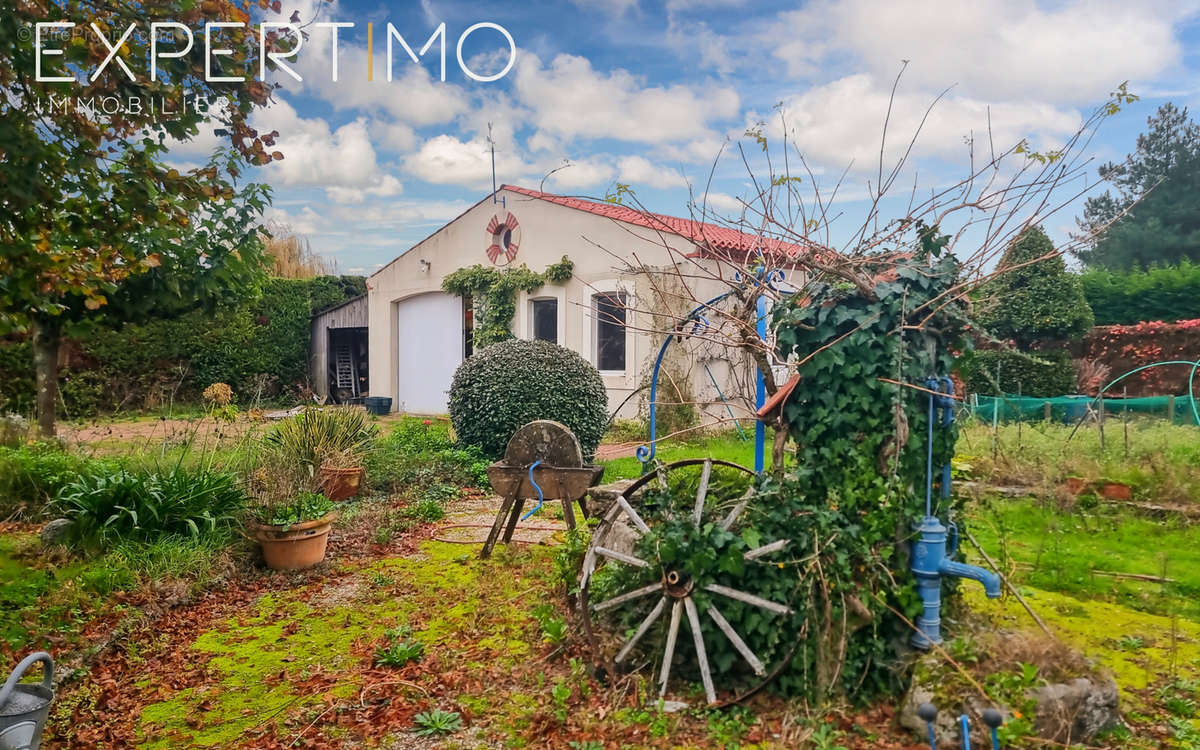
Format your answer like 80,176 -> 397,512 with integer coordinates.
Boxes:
593,292 -> 627,372
532,298 -> 558,343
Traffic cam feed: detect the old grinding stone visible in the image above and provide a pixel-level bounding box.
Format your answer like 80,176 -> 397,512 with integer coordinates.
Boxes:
502,420 -> 583,468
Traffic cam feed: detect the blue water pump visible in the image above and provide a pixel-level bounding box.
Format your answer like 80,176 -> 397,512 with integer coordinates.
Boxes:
912,377 -> 1002,649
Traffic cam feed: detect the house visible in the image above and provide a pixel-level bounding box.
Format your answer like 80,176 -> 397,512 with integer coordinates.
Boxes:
366,185 -> 804,421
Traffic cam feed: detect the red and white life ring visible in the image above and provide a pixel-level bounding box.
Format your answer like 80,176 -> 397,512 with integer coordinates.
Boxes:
485,211 -> 521,266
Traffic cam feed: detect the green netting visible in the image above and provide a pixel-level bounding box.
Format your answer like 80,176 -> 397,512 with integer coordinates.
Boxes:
968,394 -> 1200,425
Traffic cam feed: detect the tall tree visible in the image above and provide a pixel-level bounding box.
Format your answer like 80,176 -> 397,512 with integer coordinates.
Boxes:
980,225 -> 1094,348
1075,103 -> 1200,269
1,0 -> 287,436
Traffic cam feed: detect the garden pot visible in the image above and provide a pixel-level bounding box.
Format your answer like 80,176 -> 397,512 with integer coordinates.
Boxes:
319,465 -> 364,501
1064,477 -> 1088,495
251,513 -> 337,571
1100,482 -> 1132,501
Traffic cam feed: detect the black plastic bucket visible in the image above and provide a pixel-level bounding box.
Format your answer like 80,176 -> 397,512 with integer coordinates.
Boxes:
363,397 -> 392,416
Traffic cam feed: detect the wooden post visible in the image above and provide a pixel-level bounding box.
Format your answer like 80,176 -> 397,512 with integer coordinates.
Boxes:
1044,401 -> 1052,422
1098,396 -> 1106,451
1168,394 -> 1176,424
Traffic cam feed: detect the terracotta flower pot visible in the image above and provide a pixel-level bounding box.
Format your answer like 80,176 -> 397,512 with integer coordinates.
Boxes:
1100,482 -> 1132,501
1064,477 -> 1088,495
250,512 -> 337,570
319,465 -> 364,501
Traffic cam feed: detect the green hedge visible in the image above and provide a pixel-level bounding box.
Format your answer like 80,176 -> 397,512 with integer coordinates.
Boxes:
1081,261 -> 1200,325
0,276 -> 365,416
960,349 -> 1076,398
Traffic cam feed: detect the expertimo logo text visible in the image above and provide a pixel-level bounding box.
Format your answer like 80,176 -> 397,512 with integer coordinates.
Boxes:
31,21 -> 515,84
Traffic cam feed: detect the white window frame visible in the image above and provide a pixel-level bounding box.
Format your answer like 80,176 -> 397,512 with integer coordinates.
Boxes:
588,281 -> 633,379
523,290 -> 565,345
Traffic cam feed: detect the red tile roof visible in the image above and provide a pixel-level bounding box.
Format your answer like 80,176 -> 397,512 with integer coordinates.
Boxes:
501,184 -> 817,260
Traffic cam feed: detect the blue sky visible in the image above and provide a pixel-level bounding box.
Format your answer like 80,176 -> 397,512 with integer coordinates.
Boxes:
169,0 -> 1200,274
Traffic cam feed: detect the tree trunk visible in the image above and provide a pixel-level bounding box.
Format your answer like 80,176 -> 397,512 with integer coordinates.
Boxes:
32,318 -> 61,439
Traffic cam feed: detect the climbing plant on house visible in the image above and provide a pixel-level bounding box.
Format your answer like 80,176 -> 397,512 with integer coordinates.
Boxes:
442,257 -> 574,348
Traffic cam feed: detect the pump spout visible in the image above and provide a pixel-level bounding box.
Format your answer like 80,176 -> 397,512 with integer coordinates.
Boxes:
939,558 -> 1002,598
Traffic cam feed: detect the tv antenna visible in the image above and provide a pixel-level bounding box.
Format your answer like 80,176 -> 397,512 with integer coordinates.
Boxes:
488,122 -> 505,207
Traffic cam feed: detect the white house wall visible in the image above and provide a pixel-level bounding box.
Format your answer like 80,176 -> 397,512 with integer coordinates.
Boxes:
367,187 -> 758,424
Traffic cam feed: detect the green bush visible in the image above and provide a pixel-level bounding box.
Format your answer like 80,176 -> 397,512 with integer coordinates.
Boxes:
0,443 -> 117,519
50,466 -> 247,550
0,275 -> 366,417
978,226 -> 1094,346
449,339 -> 608,461
960,349 -> 1076,397
363,418 -> 488,494
1081,261 -> 1200,325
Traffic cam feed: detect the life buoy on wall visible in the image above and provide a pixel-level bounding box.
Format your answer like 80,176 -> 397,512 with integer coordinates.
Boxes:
485,211 -> 521,266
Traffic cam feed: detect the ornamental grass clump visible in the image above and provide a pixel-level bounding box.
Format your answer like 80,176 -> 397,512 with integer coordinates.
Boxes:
262,406 -> 378,477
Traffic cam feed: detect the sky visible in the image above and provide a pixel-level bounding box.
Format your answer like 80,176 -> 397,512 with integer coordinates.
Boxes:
166,0 -> 1200,275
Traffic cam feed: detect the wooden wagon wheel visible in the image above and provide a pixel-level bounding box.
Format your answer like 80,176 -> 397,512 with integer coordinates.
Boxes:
577,459 -> 795,705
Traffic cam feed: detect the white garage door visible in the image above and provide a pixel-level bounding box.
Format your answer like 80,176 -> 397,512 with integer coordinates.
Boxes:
396,293 -> 463,414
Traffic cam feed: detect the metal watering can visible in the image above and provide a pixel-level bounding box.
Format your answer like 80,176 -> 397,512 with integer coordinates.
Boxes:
0,653 -> 54,750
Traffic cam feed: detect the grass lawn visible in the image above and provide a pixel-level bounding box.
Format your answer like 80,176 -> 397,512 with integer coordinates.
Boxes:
597,427 -> 779,481
965,497 -> 1200,621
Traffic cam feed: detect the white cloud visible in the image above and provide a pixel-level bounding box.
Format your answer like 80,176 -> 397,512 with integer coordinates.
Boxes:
697,191 -> 743,214
568,0 -> 638,16
768,0 -> 1195,104
617,155 -> 689,189
265,205 -> 324,236
277,27 -> 471,127
404,134 -> 535,189
251,98 -> 404,201
546,159 -> 617,190
513,53 -> 740,145
665,18 -> 735,74
766,74 -> 1080,174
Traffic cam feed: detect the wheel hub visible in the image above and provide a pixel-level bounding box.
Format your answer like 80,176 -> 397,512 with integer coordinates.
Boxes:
663,569 -> 694,598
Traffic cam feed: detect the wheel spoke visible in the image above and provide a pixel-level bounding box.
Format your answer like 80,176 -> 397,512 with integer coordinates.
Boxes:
616,495 -> 651,535
684,596 -> 716,703
704,583 -> 792,615
594,582 -> 664,612
593,546 -> 650,568
616,596 -> 666,663
720,486 -> 754,531
707,604 -> 766,677
693,459 -> 712,528
578,548 -> 597,589
744,539 -> 789,560
658,599 -> 683,697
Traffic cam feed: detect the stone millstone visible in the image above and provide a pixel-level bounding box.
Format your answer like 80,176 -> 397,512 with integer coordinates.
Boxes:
502,420 -> 583,468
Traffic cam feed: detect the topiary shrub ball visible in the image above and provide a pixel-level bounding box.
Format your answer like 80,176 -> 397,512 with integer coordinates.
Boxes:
449,339 -> 608,461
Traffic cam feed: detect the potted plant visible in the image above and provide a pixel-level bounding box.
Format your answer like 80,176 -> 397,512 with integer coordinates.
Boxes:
248,489 -> 338,570
263,407 -> 378,500
319,447 -> 365,502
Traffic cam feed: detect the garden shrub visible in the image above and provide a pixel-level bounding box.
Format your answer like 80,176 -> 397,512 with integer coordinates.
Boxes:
1082,260 -> 1200,325
0,275 -> 366,417
363,418 -> 489,494
50,466 -> 247,550
0,443 -> 117,519
978,226 -> 1094,346
449,339 -> 608,460
960,349 -> 1077,397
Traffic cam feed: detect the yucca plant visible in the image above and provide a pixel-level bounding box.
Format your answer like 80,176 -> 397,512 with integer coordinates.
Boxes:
262,407 -> 379,477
